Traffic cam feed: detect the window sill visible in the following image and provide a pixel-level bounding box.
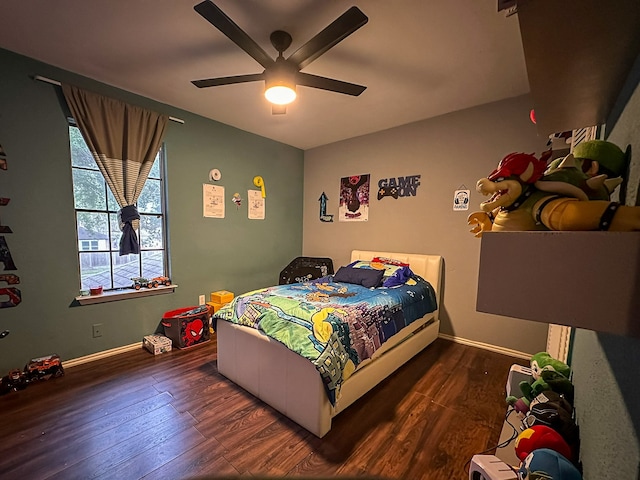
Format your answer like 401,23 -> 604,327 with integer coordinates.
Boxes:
74,284 -> 178,305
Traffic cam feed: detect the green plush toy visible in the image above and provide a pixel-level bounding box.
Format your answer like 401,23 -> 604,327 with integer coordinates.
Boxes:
507,352 -> 574,413
573,139 -> 630,179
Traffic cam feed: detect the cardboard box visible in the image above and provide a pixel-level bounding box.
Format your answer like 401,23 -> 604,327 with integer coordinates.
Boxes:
210,290 -> 234,304
143,334 -> 172,355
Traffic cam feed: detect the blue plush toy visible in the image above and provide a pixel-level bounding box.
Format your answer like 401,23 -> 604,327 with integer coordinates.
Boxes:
517,448 -> 582,480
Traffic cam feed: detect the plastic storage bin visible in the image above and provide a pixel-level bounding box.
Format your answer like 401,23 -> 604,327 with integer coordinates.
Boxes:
161,306 -> 210,349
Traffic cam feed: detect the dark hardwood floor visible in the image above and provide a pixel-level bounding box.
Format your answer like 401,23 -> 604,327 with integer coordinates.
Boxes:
0,335 -> 523,480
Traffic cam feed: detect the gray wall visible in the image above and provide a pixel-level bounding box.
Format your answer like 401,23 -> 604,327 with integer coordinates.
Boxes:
302,94 -> 549,355
0,48 -> 304,372
570,64 -> 640,479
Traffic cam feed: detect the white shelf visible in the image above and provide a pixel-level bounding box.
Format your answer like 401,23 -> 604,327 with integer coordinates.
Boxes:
476,232 -> 640,337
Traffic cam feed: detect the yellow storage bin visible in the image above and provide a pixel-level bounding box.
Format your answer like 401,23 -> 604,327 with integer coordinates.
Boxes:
210,290 -> 234,304
207,301 -> 224,313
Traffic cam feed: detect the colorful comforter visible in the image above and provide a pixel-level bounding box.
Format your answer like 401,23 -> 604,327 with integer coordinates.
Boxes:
213,275 -> 437,405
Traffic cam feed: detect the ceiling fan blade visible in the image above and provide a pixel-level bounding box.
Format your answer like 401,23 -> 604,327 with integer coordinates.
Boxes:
297,72 -> 366,96
194,1 -> 274,69
287,6 -> 368,70
192,73 -> 265,88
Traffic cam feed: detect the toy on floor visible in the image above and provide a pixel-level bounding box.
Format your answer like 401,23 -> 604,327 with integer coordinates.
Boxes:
523,391 -> 580,461
468,454 -> 518,480
0,354 -> 64,395
515,425 -> 573,463
506,352 -> 574,414
467,140 -> 639,237
517,448 -> 582,480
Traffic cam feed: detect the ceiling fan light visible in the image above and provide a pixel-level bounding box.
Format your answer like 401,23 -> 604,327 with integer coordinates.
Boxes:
265,84 -> 297,105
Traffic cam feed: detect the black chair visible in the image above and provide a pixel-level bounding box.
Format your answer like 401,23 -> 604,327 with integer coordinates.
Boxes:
278,257 -> 334,285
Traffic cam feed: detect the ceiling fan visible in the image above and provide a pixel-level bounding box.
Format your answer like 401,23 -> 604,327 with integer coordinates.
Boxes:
192,1 -> 368,114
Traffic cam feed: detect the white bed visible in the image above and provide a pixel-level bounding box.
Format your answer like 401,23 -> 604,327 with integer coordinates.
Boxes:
216,250 -> 443,437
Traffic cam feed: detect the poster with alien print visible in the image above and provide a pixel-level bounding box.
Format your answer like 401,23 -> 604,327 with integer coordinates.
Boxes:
339,174 -> 370,222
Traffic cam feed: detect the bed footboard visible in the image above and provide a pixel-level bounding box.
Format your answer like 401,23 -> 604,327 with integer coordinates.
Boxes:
217,319 -> 333,437
217,316 -> 440,437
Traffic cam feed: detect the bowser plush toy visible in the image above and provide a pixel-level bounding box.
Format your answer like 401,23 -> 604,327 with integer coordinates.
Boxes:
507,352 -> 573,414
468,140 -> 639,236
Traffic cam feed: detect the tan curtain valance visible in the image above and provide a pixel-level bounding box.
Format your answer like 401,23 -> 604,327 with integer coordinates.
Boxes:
62,84 -> 168,255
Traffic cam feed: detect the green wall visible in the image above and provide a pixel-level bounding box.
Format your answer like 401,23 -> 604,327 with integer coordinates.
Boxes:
570,59 -> 640,478
0,48 -> 304,372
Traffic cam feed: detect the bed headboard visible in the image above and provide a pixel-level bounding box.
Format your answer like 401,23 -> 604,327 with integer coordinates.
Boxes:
350,250 -> 443,318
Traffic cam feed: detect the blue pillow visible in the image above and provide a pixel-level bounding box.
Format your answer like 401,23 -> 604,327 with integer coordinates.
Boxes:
333,266 -> 384,288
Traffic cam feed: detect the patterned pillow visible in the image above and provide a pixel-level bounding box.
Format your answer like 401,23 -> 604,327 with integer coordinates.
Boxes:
380,264 -> 414,287
348,260 -> 415,287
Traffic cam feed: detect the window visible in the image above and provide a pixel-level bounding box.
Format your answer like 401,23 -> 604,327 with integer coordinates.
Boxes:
69,126 -> 169,291
80,240 -> 99,251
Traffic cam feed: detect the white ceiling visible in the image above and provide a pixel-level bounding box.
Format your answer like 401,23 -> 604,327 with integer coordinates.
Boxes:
0,0 -> 530,150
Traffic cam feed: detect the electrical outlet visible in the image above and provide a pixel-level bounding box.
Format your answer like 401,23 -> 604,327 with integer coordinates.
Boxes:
199,294 -> 205,305
92,323 -> 103,338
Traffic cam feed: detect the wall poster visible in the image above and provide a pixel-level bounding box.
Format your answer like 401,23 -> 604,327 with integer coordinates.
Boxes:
248,189 -> 265,220
203,184 -> 225,218
339,174 -> 370,222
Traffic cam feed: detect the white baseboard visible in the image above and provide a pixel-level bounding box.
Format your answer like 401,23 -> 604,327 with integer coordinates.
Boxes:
64,335 -> 528,369
64,342 -> 142,369
438,333 -> 531,360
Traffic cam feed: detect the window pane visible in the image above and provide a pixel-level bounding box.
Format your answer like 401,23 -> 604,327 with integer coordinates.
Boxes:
69,127 -> 96,169
73,169 -> 107,210
107,187 -> 119,212
142,250 -> 165,279
138,178 -> 161,214
112,253 -> 140,288
109,213 -> 121,250
79,252 -> 111,290
140,214 -> 163,249
148,154 -> 160,179
77,212 -> 109,249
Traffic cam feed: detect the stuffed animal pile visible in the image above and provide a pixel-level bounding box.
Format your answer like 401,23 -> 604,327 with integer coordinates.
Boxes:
470,351 -> 583,479
467,139 -> 638,236
506,352 -> 574,414
508,352 -> 582,479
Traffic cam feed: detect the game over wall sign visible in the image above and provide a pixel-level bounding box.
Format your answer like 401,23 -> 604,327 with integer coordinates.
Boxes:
377,175 -> 421,200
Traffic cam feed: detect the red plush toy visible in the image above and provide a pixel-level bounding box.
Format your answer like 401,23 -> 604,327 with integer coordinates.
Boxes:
514,425 -> 573,462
